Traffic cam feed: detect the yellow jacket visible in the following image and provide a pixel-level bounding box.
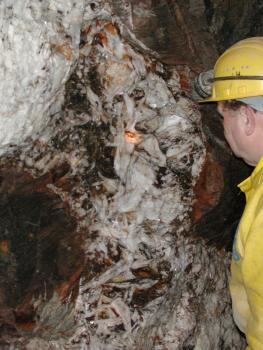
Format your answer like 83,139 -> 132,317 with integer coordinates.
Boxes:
230,156 -> 263,350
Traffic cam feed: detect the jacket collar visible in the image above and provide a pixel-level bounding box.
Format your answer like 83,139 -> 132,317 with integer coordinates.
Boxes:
238,155 -> 263,193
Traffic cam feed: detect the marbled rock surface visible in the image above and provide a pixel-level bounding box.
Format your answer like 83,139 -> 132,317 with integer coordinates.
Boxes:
0,0 -> 83,154
0,1 -> 249,349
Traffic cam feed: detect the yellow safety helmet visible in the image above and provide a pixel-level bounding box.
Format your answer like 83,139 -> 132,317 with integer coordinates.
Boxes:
201,37 -> 263,102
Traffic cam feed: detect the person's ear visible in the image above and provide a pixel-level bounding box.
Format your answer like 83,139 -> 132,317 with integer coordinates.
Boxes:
241,106 -> 256,136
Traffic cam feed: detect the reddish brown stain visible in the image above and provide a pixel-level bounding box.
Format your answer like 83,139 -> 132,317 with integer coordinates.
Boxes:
192,148 -> 224,222
0,164 -> 84,335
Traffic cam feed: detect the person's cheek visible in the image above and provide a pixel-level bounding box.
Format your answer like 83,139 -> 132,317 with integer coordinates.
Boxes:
223,122 -> 233,148
223,120 -> 229,140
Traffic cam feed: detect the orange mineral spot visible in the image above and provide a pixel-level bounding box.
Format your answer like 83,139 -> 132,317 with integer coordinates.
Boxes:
0,240 -> 9,255
124,130 -> 141,144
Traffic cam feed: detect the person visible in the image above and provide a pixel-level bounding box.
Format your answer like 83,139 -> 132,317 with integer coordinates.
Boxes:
199,37 -> 263,350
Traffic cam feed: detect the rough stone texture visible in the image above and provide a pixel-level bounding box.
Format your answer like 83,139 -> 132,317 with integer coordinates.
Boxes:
0,0 -> 84,154
204,0 -> 263,54
111,0 -> 219,69
111,0 -> 263,69
0,0 -> 262,155
0,0 -> 258,349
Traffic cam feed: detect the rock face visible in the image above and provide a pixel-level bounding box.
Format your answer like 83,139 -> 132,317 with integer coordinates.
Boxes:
0,1 -> 253,349
0,0 -> 83,154
111,0 -> 219,69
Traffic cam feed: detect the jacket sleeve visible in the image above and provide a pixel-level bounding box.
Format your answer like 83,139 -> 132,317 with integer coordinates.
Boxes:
242,214 -> 263,350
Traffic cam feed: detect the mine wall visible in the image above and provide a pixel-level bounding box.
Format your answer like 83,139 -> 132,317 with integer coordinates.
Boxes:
1,1 -> 262,349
